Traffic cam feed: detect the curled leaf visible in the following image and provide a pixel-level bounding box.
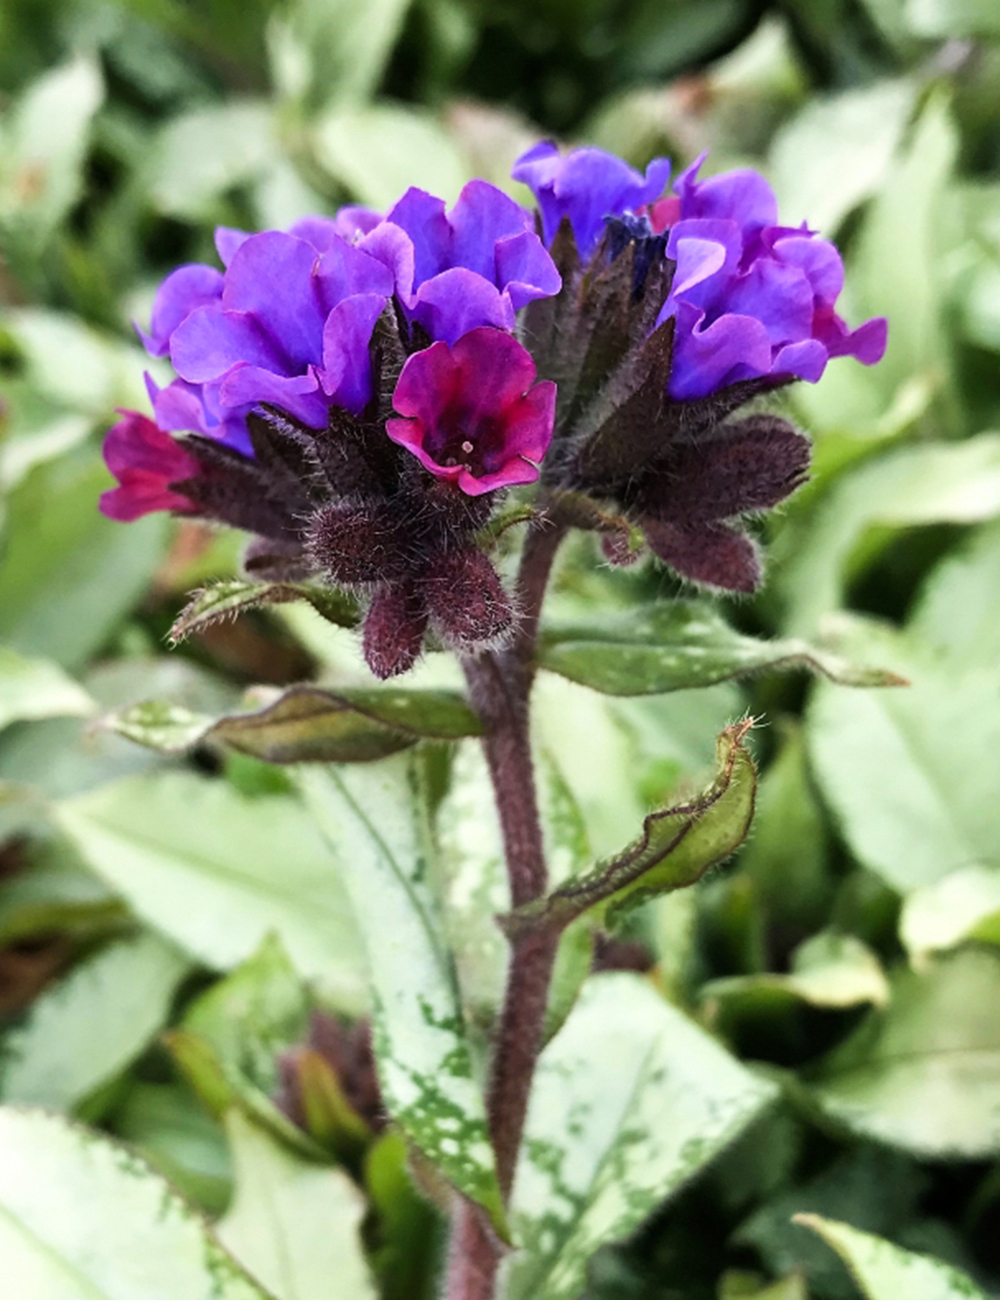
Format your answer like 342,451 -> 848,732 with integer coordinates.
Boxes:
170,579 -> 358,645
104,684 -> 483,764
502,719 -> 757,938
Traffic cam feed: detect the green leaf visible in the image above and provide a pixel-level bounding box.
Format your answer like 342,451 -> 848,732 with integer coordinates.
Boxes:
737,725 -> 832,934
144,101 -> 277,220
218,1111 -> 377,1300
503,721 -> 757,937
850,91 -> 958,409
170,580 -> 358,644
505,973 -> 777,1300
114,1083 -> 233,1216
0,1107 -> 271,1299
167,935 -> 323,1158
808,948 -> 1000,1156
310,103 -> 466,209
106,685 -> 483,765
808,617 -> 1000,894
701,932 -> 890,1023
296,756 -> 505,1232
719,1274 -> 807,1300
900,863 -> 1000,960
0,448 -> 169,670
906,0 -> 1000,37
908,519 -> 1000,667
769,80 -> 916,236
780,436 -> 1000,634
269,0 -> 412,108
794,1215 -> 989,1299
0,647 -> 94,732
0,932 -> 189,1112
0,56 -> 104,245
537,600 -> 904,697
55,772 -> 367,1010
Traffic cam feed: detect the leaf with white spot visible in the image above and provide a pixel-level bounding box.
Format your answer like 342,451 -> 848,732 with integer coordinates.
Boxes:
505,973 -> 777,1300
295,756 -> 505,1233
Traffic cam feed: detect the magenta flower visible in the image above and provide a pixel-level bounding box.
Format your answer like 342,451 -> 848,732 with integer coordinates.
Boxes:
360,180 -> 561,344
385,328 -> 556,496
99,411 -> 200,522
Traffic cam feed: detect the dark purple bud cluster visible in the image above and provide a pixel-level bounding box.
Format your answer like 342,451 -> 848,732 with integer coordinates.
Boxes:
101,141 -> 887,670
274,1011 -> 384,1150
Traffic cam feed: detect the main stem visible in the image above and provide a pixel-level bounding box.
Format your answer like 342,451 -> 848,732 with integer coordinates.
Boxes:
444,516 -> 566,1300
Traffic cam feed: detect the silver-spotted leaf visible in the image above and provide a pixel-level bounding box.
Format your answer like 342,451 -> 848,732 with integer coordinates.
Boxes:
295,756 -> 505,1233
537,601 -> 903,696
505,974 -> 777,1300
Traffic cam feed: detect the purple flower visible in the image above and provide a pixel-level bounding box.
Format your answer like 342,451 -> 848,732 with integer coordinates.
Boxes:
658,156 -> 887,399
136,210 -> 393,453
360,180 -> 561,344
512,140 -> 672,259
99,411 -> 200,522
385,327 -> 556,496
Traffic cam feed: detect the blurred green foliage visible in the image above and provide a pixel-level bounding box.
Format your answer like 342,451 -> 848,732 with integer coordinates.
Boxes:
4,1 -> 1000,1298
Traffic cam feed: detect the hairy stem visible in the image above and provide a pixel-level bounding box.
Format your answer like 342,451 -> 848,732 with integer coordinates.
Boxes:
443,515 -> 567,1299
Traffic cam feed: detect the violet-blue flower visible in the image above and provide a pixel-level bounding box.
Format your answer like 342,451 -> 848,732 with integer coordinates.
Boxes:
360,179 -> 561,344
512,140 -> 672,259
657,155 -> 887,399
136,212 -> 393,454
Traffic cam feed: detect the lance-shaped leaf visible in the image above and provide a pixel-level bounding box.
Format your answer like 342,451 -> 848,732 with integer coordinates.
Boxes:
505,974 -> 777,1300
502,721 -> 757,939
105,684 -> 482,764
295,756 -> 505,1234
794,1215 -> 989,1300
537,601 -> 905,696
170,579 -> 358,644
0,1107 -> 271,1300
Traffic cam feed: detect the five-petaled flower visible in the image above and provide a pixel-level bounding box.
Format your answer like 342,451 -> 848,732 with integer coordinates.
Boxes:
386,328 -> 556,496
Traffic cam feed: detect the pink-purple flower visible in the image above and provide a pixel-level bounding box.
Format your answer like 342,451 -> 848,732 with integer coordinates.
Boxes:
99,411 -> 200,522
386,328 -> 556,496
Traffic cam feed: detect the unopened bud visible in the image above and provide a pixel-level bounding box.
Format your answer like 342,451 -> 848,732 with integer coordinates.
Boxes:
423,547 -> 514,653
307,501 -> 408,588
363,579 -> 429,679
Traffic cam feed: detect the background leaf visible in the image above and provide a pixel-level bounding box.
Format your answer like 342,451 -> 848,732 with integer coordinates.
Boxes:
0,1107 -> 270,1299
218,1109 -> 377,1300
56,772 -> 367,1009
795,1214 -> 989,1299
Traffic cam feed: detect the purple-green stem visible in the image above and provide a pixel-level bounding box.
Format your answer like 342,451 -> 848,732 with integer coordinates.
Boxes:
445,517 -> 567,1300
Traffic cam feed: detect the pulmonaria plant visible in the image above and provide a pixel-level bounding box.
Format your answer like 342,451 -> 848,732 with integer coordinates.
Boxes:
102,143 -> 886,1300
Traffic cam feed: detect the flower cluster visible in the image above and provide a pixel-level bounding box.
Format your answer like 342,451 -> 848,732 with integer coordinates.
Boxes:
102,140 -> 887,671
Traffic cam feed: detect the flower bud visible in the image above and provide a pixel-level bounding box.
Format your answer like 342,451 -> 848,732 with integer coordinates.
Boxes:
363,579 -> 429,679
308,501 -> 410,588
424,546 -> 514,653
